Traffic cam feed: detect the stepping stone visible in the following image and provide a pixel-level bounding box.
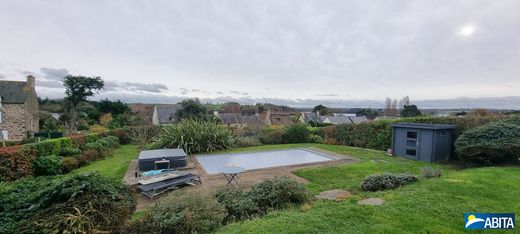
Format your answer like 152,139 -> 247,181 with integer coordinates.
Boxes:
316,189 -> 352,201
358,198 -> 385,206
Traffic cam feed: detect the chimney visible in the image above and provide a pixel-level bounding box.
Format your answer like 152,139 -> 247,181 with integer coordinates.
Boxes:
26,75 -> 35,88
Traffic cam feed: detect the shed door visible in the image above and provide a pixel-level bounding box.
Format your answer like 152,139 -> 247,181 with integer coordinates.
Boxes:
405,131 -> 419,159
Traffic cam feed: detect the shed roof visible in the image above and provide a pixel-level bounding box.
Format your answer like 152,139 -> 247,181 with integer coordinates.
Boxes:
0,80 -> 29,103
390,123 -> 456,130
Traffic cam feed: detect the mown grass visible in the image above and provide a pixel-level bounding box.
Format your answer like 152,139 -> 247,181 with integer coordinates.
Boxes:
216,144 -> 520,233
71,144 -> 139,181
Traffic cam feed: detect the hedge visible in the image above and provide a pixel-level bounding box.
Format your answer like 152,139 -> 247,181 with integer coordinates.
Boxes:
328,116 -> 501,151
0,146 -> 35,181
0,133 -> 118,182
455,119 -> 520,165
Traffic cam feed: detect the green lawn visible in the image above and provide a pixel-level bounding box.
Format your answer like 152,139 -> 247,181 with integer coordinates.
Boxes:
71,144 -> 139,181
214,144 -> 520,233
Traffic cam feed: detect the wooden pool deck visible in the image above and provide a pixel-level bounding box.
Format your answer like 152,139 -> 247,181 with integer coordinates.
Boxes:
127,147 -> 360,210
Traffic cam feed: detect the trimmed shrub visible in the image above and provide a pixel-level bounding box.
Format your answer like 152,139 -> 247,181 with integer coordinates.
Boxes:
69,134 -> 87,148
155,119 -> 234,154
32,155 -> 62,176
420,167 -> 442,178
85,133 -> 100,143
215,187 -> 259,223
0,173 -> 136,233
258,126 -> 285,144
73,154 -> 89,166
59,147 -> 81,156
0,146 -> 34,181
234,136 -> 262,148
361,173 -> 419,192
89,124 -> 108,134
60,157 -> 79,172
455,120 -> 520,165
127,190 -> 225,234
282,124 -> 310,143
247,176 -> 313,212
308,134 -> 323,143
82,149 -> 99,161
109,128 -> 131,144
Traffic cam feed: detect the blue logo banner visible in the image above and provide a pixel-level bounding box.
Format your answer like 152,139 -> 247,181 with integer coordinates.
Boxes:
465,213 -> 515,229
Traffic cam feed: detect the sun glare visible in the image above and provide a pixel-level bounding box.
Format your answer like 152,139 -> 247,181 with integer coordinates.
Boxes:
459,25 -> 476,36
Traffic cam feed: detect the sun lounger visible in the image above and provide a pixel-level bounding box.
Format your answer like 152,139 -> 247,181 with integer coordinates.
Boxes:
137,173 -> 201,199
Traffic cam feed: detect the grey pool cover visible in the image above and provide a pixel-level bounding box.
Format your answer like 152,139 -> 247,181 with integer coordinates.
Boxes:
196,149 -> 334,174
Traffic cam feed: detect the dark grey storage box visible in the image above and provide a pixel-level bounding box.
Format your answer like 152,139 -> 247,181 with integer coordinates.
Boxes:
390,123 -> 455,162
138,149 -> 188,171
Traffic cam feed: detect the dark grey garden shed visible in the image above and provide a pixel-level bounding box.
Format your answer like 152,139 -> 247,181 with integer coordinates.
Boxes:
390,123 -> 456,162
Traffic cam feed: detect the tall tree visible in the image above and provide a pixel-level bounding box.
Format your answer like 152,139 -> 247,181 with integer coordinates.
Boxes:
312,105 -> 332,116
175,98 -> 212,121
400,105 -> 422,117
356,108 -> 379,120
63,75 -> 104,130
96,99 -> 130,115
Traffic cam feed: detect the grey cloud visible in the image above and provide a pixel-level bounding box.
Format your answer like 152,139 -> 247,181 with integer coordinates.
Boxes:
229,90 -> 248,96
105,81 -> 168,93
0,74 -> 4,79
2,1 -> 520,103
40,67 -> 69,80
316,94 -> 339,97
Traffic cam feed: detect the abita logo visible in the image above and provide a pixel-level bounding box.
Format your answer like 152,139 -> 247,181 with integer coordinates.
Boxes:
464,213 -> 515,229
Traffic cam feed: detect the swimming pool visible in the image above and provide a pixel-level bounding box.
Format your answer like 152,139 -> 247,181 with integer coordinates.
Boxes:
196,148 -> 335,174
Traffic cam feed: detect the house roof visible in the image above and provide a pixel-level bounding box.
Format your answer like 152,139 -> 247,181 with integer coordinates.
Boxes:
217,113 -> 263,125
0,80 -> 30,104
242,115 -> 262,125
270,112 -> 297,125
348,116 -> 368,124
326,116 -> 352,124
155,104 -> 180,124
219,113 -> 243,124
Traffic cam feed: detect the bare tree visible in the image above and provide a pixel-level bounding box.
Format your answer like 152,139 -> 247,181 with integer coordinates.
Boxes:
384,97 -> 393,116
128,119 -> 160,150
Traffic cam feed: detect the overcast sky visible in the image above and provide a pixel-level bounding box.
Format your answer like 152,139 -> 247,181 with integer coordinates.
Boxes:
1,1 -> 519,108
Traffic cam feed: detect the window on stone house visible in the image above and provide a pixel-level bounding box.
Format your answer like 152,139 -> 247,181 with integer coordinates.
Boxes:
0,111 -> 2,123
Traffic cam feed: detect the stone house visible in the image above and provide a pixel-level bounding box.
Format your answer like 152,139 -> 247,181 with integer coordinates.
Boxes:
0,76 -> 39,141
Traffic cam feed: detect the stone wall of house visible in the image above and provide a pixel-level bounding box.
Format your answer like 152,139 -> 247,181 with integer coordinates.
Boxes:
0,103 -> 28,141
24,86 -> 39,134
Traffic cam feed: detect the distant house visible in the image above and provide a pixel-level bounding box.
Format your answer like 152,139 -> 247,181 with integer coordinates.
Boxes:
322,115 -> 369,125
349,116 -> 368,124
218,113 -> 243,128
299,112 -> 325,124
322,116 -> 351,124
152,104 -> 180,125
216,112 -> 263,128
0,76 -> 39,141
262,110 -> 299,126
130,103 -> 155,124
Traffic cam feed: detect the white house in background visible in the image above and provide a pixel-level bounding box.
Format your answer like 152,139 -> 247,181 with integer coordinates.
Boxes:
152,104 -> 180,125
